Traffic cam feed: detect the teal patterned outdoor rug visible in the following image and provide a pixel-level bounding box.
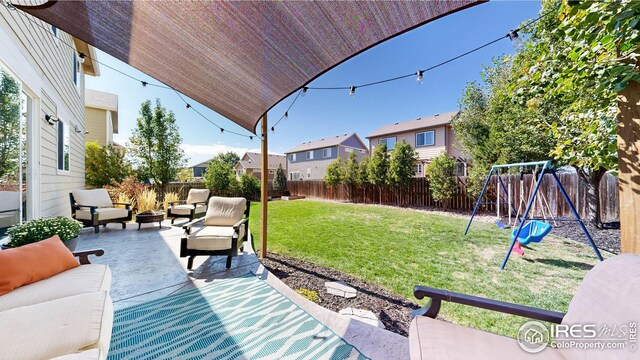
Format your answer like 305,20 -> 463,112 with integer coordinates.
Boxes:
108,273 -> 369,360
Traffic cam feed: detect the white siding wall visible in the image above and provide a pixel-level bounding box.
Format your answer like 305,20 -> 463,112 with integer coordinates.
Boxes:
1,7 -> 87,218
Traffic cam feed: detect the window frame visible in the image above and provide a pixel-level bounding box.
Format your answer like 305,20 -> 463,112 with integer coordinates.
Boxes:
57,119 -> 70,173
289,153 -> 296,162
306,150 -> 314,160
416,130 -> 435,147
380,136 -> 396,151
323,147 -> 332,158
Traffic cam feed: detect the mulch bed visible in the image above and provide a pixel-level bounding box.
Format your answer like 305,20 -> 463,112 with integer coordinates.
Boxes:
260,252 -> 419,337
550,221 -> 620,254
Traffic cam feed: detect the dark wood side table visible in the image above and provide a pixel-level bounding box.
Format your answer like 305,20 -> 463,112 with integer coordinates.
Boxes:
135,211 -> 165,230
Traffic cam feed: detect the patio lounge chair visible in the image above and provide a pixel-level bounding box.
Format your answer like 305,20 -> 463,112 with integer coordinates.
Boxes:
167,189 -> 210,224
180,196 -> 250,270
409,254 -> 640,359
70,189 -> 132,233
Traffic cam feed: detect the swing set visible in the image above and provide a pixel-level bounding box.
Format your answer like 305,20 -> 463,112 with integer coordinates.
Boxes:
464,160 -> 604,270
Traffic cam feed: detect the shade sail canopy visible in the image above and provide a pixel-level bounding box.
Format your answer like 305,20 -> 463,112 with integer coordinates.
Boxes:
16,0 -> 484,133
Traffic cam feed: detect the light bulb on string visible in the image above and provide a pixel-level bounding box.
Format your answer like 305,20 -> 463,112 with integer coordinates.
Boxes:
507,30 -> 522,47
141,81 -> 148,88
78,52 -> 86,64
416,70 -> 424,84
185,103 -> 191,110
301,86 -> 308,97
349,86 -> 356,97
284,111 -> 288,120
220,128 -> 224,133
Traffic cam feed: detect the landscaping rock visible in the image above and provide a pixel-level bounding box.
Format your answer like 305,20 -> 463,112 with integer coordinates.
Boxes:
325,281 -> 357,298
339,308 -> 385,329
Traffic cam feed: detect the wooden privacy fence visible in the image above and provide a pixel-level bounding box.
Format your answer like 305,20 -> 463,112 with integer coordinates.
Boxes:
157,181 -> 283,201
287,172 -> 619,222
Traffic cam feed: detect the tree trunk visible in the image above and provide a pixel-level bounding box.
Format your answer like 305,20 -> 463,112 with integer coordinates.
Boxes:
577,167 -> 605,229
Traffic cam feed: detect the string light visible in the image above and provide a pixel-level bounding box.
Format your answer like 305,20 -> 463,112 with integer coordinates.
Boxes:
5,0 -> 554,138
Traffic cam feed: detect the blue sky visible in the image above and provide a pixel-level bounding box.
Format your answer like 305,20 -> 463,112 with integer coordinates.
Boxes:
85,1 -> 541,166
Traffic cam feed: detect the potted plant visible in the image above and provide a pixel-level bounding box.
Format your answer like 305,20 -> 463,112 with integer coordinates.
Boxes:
2,216 -> 83,251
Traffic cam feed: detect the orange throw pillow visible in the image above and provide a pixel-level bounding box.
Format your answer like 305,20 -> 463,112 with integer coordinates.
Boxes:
0,235 -> 79,296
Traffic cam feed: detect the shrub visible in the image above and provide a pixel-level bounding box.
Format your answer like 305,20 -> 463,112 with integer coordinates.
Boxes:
204,160 -> 235,196
6,216 -> 82,247
137,189 -> 159,214
115,193 -> 135,210
85,142 -> 131,188
324,157 -> 345,187
273,164 -> 287,193
163,192 -> 180,213
238,174 -> 260,201
104,176 -> 149,207
295,288 -> 320,303
425,153 -> 458,209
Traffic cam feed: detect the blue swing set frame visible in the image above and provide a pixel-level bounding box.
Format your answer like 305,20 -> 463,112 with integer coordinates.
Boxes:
464,160 -> 604,269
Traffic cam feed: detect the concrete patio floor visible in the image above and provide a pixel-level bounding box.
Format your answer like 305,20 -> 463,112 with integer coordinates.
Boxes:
76,220 -> 409,360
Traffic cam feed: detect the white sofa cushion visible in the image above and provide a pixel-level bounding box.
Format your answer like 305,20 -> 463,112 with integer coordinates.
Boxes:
171,204 -> 207,216
76,207 -> 129,221
187,226 -> 245,251
204,197 -> 246,226
409,316 -> 564,360
186,189 -> 210,204
0,264 -> 111,312
0,291 -> 113,360
51,349 -> 101,360
73,189 -> 113,208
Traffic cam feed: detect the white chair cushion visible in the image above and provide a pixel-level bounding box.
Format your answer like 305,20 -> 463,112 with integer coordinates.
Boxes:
187,225 -> 245,251
171,204 -> 207,216
76,207 -> 129,221
204,197 -> 246,226
50,349 -> 101,360
0,264 -> 111,312
72,189 -> 113,208
0,291 -> 113,360
186,189 -> 210,204
409,316 -> 564,360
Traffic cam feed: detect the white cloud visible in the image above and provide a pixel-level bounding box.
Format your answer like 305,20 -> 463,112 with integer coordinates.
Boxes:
180,143 -> 283,166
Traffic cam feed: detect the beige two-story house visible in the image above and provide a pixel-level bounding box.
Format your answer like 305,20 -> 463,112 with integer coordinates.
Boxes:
366,111 -> 467,177
286,133 -> 368,181
1,6 -> 99,234
84,89 -> 121,149
235,152 -> 287,181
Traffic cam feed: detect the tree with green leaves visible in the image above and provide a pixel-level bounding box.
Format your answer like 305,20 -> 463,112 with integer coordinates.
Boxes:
388,140 -> 418,205
452,57 -> 554,171
204,160 -> 235,196
425,154 -> 458,209
368,143 -> 389,203
342,152 -> 360,198
214,151 -> 240,168
356,156 -> 370,201
273,164 -> 287,194
176,168 -> 193,182
238,173 -> 260,200
0,70 -> 20,180
511,0 -> 630,227
324,157 -> 345,188
129,99 -> 186,194
85,142 -> 131,187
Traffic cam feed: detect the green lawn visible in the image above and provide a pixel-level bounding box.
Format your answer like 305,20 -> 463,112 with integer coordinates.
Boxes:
249,200 -> 605,337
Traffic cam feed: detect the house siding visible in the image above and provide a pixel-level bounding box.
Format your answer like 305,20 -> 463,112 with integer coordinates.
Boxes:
1,7 -> 88,218
287,145 -> 367,180
369,126 -> 448,162
85,107 -> 108,145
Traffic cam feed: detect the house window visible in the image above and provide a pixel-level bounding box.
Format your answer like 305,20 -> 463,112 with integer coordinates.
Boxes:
289,153 -> 296,162
57,120 -> 70,172
307,168 -> 311,178
73,53 -> 80,87
323,148 -> 332,158
414,163 -> 423,176
306,151 -> 314,160
416,131 -> 435,147
237,169 -> 244,176
380,137 -> 396,150
345,148 -> 353,153
290,171 -> 301,181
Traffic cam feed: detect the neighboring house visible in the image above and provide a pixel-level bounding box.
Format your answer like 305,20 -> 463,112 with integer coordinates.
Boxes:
84,89 -> 118,146
189,160 -> 210,179
366,111 -> 468,177
234,152 -> 287,181
286,133 -> 368,181
0,7 -> 99,230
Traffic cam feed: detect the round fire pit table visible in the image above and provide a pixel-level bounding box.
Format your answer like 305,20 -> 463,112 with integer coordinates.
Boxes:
135,211 -> 165,230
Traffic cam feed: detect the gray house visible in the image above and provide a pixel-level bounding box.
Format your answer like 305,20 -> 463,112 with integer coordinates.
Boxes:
285,133 -> 368,181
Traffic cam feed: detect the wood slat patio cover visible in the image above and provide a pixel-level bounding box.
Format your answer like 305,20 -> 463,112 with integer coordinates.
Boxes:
15,0 -> 484,133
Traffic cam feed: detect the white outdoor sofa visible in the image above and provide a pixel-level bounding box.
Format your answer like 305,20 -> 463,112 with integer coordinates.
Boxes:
0,249 -> 112,360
